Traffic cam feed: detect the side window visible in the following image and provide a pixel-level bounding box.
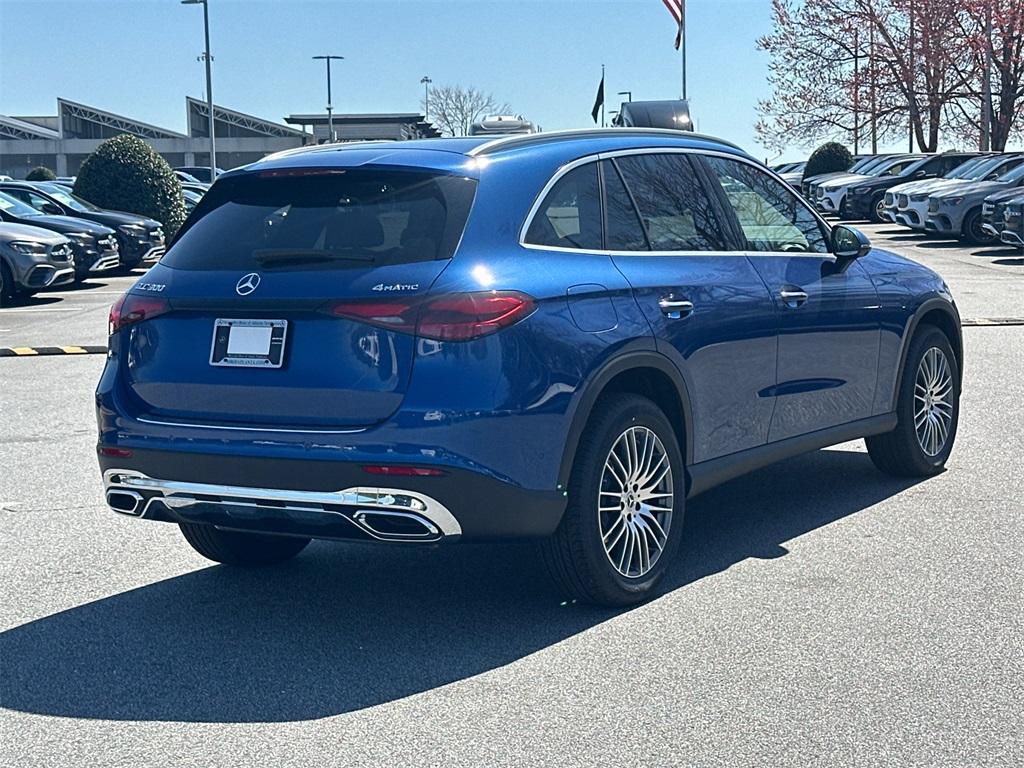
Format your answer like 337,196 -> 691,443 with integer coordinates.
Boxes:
4,189 -> 33,206
525,162 -> 602,250
703,155 -> 829,254
601,160 -> 648,251
614,153 -> 727,251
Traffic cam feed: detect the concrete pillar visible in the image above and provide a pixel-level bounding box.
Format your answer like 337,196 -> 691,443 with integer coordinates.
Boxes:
184,152 -> 196,165
56,154 -> 68,177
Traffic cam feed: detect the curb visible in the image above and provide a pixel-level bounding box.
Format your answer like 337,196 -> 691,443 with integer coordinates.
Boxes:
0,345 -> 107,357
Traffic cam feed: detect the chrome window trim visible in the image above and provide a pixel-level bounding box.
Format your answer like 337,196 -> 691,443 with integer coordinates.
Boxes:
518,146 -> 836,259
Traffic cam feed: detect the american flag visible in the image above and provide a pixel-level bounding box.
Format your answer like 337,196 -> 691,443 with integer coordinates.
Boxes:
660,0 -> 685,50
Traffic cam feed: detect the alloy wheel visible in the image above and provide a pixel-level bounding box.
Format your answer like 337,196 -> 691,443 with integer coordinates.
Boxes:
914,346 -> 954,456
874,198 -> 887,221
598,426 -> 674,579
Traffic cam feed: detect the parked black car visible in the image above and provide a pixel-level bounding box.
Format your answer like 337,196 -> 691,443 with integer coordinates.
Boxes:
0,191 -> 119,280
999,198 -> 1024,249
0,181 -> 164,269
174,165 -> 223,184
844,153 -> 982,222
980,188 -> 1024,241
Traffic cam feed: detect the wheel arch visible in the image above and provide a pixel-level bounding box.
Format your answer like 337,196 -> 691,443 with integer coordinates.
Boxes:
892,298 -> 964,409
557,352 -> 694,493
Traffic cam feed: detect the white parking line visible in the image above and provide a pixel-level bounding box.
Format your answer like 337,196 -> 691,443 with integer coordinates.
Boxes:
0,307 -> 86,313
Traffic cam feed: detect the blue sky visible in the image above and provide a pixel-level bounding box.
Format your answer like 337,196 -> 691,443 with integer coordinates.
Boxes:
1,1 -> 796,161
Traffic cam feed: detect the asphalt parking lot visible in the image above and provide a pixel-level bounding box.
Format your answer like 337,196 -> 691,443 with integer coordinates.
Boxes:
1,227 -> 1022,767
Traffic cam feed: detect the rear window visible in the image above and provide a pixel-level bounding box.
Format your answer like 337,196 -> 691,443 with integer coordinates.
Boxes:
164,169 -> 477,270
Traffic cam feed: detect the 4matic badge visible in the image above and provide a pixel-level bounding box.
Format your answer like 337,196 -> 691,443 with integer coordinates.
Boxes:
372,283 -> 420,292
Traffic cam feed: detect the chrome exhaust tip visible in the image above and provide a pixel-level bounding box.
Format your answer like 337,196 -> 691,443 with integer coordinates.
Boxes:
353,510 -> 440,540
106,489 -> 144,516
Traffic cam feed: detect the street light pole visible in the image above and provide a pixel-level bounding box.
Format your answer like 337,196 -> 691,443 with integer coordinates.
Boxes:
182,0 -> 216,181
313,55 -> 344,143
421,76 -> 432,121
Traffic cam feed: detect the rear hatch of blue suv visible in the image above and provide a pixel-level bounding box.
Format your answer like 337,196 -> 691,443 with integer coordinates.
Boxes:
110,165 -> 475,429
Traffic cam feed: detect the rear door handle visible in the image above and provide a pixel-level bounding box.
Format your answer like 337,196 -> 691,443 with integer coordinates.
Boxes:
779,288 -> 809,307
658,296 -> 694,319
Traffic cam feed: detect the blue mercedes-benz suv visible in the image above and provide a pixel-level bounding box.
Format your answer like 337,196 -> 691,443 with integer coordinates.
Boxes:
97,130 -> 962,606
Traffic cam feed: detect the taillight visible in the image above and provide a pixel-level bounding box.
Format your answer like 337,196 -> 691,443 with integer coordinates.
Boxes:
109,292 -> 171,335
326,291 -> 535,341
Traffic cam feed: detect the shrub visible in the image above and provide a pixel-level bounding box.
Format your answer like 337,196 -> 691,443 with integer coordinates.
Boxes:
25,166 -> 56,181
73,134 -> 187,237
804,142 -> 853,178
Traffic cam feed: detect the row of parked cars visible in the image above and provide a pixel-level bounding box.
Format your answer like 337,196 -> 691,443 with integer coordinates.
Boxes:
0,169 -> 211,307
776,152 -> 1024,248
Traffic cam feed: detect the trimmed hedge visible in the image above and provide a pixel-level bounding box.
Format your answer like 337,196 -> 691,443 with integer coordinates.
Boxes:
25,166 -> 57,181
73,134 -> 187,237
804,142 -> 853,178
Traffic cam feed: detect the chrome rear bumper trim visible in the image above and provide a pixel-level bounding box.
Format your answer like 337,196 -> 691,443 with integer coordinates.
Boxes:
102,469 -> 462,539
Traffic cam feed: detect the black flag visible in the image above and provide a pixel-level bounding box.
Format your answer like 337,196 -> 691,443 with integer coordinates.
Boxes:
591,74 -> 604,124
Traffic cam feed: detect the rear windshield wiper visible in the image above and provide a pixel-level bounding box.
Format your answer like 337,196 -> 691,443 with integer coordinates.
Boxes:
253,248 -> 375,265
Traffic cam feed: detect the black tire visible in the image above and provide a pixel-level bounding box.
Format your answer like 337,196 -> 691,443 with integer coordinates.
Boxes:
178,523 -> 310,566
870,194 -> 887,223
0,260 -> 14,307
541,394 -> 685,607
962,208 -> 995,245
866,325 -> 959,477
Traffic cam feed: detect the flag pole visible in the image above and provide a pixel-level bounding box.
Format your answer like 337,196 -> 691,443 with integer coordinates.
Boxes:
681,1 -> 687,100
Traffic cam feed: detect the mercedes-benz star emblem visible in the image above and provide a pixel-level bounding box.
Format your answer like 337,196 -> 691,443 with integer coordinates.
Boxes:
236,273 -> 261,296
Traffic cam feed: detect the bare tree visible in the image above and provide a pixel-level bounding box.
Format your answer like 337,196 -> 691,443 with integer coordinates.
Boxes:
945,0 -> 1024,150
421,85 -> 512,137
757,0 -> 975,153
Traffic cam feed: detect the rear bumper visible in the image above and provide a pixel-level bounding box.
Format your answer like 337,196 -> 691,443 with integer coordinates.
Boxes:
98,447 -> 566,541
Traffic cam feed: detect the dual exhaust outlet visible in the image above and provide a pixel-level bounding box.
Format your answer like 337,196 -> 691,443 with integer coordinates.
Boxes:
103,472 -> 461,543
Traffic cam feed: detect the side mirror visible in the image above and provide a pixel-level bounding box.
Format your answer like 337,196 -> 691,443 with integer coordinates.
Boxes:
832,224 -> 871,259
41,202 -> 63,215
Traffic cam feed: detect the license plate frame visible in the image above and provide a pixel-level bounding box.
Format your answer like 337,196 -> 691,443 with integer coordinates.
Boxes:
209,318 -> 288,368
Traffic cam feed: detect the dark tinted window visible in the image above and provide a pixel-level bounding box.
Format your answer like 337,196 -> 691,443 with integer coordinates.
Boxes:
525,162 -> 602,250
703,155 -> 829,253
601,160 -> 648,251
614,153 -> 727,251
164,170 -> 477,270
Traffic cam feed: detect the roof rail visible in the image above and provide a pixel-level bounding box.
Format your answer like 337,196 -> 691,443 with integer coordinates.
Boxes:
466,128 -> 744,157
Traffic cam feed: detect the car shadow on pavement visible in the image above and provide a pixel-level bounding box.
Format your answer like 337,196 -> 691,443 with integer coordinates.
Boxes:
0,447 -> 925,724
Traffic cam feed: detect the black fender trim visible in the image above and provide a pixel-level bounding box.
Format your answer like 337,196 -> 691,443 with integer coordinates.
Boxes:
687,412 -> 897,498
890,296 -> 963,413
556,350 -> 695,490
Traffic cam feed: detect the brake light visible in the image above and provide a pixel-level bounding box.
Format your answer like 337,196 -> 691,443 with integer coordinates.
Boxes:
109,292 -> 170,335
326,291 -> 535,341
362,465 -> 447,477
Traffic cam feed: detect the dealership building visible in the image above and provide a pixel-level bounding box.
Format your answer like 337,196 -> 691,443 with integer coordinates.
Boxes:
0,97 -> 440,178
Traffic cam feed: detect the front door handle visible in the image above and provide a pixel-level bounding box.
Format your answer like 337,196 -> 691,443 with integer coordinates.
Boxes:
658,296 -> 694,319
779,288 -> 809,308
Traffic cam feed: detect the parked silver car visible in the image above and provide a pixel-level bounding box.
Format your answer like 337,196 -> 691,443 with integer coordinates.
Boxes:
0,223 -> 75,306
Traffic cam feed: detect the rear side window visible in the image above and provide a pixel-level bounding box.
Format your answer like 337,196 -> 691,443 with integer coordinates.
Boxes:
524,162 -> 603,250
164,169 -> 477,270
613,153 -> 728,251
602,160 -> 648,251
